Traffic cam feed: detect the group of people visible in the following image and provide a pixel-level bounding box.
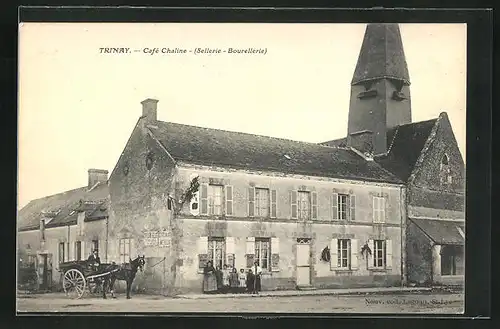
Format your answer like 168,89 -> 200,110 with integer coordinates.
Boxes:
203,261 -> 262,294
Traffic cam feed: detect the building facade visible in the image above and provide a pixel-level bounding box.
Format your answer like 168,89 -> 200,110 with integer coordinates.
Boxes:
17,23 -> 465,294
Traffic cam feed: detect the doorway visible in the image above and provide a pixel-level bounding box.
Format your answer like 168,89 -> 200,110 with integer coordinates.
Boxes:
295,238 -> 311,286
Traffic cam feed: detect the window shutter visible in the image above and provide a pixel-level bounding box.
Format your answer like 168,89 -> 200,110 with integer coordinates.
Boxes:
368,239 -> 375,269
350,239 -> 359,269
271,237 -> 280,271
385,240 -> 393,269
291,190 -> 298,219
271,189 -> 277,218
381,198 -> 386,223
372,197 -> 378,223
248,187 -> 255,217
311,192 -> 318,219
130,238 -> 135,259
349,194 -> 356,221
330,238 -> 338,270
226,237 -> 235,268
246,237 -> 255,268
332,193 -> 338,220
200,183 -> 208,215
80,241 -> 86,260
225,185 -> 233,216
198,236 -> 208,255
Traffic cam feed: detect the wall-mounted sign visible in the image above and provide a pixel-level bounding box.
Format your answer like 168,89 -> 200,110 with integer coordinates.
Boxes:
159,236 -> 171,248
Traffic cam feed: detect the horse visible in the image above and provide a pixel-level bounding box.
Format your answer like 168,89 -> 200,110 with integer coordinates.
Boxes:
101,255 -> 146,299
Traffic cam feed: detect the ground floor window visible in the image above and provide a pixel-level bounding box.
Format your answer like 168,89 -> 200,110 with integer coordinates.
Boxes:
441,245 -> 464,275
338,239 -> 351,269
208,237 -> 226,269
58,242 -> 65,263
75,241 -> 82,261
119,238 -> 131,263
373,240 -> 386,268
255,238 -> 271,270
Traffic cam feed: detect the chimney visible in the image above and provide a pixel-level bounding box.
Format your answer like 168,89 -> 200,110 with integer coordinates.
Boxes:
88,169 -> 108,188
141,98 -> 159,122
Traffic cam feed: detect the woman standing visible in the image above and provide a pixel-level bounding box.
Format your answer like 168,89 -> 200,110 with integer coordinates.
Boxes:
215,266 -> 223,293
202,261 -> 217,294
229,267 -> 239,293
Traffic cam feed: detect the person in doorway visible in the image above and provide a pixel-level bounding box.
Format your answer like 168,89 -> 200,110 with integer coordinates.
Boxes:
238,268 -> 247,293
215,265 -> 223,293
246,268 -> 255,294
202,261 -> 217,294
253,261 -> 263,294
221,264 -> 231,293
229,267 -> 239,293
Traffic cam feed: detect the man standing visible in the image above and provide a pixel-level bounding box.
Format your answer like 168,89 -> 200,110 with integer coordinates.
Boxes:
253,261 -> 262,294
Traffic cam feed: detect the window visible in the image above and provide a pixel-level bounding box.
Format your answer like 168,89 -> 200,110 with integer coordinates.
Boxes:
119,238 -> 131,263
208,185 -> 223,215
208,237 -> 226,269
373,240 -> 386,268
75,241 -> 82,261
338,194 -> 348,220
91,240 -> 99,254
373,197 -> 386,223
255,238 -> 271,270
337,239 -> 351,269
58,242 -> 65,263
297,191 -> 310,220
440,154 -> 452,185
255,188 -> 270,217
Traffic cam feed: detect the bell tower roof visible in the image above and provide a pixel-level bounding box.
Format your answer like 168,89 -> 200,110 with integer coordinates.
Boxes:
351,23 -> 410,86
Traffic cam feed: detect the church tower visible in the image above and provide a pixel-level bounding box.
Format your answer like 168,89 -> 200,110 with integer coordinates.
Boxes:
347,23 -> 412,156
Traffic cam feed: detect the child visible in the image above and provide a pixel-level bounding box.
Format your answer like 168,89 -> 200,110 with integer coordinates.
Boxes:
238,268 -> 246,293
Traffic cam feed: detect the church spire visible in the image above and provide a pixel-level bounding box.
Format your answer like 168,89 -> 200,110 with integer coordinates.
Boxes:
347,23 -> 412,156
351,23 -> 410,86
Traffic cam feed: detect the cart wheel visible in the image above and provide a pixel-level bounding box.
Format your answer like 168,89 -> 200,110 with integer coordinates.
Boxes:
63,269 -> 86,299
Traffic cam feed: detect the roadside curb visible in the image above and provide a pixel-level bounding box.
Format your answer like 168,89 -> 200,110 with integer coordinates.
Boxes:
175,287 -> 433,300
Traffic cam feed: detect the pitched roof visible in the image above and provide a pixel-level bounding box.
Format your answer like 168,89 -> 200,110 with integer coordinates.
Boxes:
18,182 -> 109,231
149,121 -> 403,184
375,118 -> 438,181
410,218 -> 464,245
319,137 -> 347,148
352,23 -> 410,85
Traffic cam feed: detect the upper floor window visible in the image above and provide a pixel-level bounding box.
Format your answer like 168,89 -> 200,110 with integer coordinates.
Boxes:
373,196 -> 386,223
255,188 -> 270,217
332,193 -> 356,221
297,191 -> 310,220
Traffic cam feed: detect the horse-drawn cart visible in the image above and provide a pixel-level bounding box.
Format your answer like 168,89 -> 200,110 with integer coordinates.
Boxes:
58,260 -> 118,299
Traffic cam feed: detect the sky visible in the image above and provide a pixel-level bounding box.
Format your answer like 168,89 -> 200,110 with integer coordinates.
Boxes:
18,23 -> 466,209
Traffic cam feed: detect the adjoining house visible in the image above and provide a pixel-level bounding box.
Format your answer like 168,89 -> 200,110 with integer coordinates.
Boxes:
17,23 -> 465,294
17,170 -> 109,290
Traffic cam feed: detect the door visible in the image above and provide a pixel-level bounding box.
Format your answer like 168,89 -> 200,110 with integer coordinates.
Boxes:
296,238 -> 311,286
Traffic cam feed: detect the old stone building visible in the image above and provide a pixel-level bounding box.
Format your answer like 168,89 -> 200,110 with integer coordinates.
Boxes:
17,23 -> 465,294
17,170 -> 109,290
106,98 -> 406,294
321,23 -> 465,286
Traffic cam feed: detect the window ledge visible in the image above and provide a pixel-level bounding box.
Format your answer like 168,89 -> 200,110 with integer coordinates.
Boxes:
333,268 -> 356,273
369,268 -> 390,274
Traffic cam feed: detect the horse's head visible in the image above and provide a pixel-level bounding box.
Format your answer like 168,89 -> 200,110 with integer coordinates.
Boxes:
131,255 -> 146,272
